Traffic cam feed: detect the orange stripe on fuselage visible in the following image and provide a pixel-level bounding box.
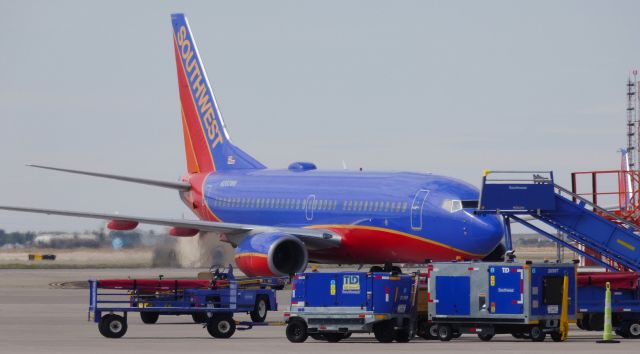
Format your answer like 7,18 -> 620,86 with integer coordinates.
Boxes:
173,35 -> 216,172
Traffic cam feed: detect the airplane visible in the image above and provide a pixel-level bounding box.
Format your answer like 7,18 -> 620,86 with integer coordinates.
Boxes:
0,13 -> 505,277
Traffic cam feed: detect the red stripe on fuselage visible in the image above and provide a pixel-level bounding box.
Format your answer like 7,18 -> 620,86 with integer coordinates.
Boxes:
308,226 -> 483,264
173,37 -> 216,173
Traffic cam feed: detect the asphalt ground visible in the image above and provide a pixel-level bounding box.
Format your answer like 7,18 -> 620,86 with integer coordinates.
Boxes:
0,268 -> 637,354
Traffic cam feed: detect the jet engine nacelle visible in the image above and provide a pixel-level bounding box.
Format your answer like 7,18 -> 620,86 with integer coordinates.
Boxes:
235,232 -> 308,277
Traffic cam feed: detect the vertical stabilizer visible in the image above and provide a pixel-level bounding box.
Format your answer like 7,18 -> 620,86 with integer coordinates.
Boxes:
171,13 -> 265,173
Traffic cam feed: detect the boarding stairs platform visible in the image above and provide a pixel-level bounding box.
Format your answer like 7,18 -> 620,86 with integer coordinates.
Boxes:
477,171 -> 640,272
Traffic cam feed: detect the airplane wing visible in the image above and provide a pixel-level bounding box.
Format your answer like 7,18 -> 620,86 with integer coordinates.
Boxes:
0,206 -> 341,251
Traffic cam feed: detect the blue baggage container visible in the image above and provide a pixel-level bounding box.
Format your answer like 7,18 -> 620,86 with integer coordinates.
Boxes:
428,261 -> 577,342
286,271 -> 416,343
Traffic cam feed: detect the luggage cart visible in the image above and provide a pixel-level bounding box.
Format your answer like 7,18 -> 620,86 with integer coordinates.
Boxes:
88,266 -> 282,338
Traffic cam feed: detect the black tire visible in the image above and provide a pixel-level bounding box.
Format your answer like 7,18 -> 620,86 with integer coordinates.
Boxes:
250,296 -> 269,323
206,316 -> 236,339
286,319 -> 308,343
390,266 -> 402,274
588,313 -> 604,332
369,266 -> 384,273
529,326 -> 546,342
98,314 -> 127,338
140,312 -> 159,324
550,332 -> 563,342
478,333 -> 494,341
437,324 -> 453,341
625,321 -> 640,339
581,314 -> 593,331
192,312 -> 210,323
373,321 -> 396,343
576,318 -> 585,330
323,333 -> 343,342
395,329 -> 411,343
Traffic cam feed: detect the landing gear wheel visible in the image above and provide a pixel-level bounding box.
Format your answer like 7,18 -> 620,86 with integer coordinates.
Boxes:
395,329 -> 411,342
250,296 -> 268,323
478,333 -> 494,341
437,324 -> 453,341
529,326 -> 546,342
98,314 -> 128,338
369,266 -> 384,273
286,318 -> 308,343
206,316 -> 236,338
550,332 -> 563,342
192,312 -> 210,323
625,322 -> 640,339
140,312 -> 159,324
373,320 -> 396,343
323,333 -> 343,342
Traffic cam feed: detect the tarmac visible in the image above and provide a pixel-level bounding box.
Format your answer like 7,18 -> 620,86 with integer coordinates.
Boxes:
1,268 -> 638,354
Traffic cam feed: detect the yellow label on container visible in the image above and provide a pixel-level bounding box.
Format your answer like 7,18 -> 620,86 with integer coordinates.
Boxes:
490,275 -> 495,286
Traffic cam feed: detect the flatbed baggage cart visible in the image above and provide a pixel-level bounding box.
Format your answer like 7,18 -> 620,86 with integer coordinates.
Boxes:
88,266 -> 281,338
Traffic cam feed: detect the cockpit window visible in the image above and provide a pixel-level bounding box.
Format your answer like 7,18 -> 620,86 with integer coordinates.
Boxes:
442,199 -> 478,213
461,200 -> 479,209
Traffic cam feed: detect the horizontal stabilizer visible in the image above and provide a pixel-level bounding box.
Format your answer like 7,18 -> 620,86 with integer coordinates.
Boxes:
27,164 -> 191,191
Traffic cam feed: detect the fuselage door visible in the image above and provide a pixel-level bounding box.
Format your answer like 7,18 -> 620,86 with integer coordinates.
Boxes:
411,189 -> 430,231
305,194 -> 316,221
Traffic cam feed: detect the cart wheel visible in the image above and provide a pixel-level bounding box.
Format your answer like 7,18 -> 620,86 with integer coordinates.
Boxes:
369,265 -> 384,273
395,329 -> 411,343
250,296 -> 269,323
478,333 -> 494,341
576,318 -> 585,330
550,332 -> 563,342
580,314 -> 592,331
140,312 -> 159,324
427,324 -> 439,340
207,316 -> 236,339
286,318 -> 308,343
98,314 -> 128,338
588,313 -> 604,331
625,322 -> 640,339
192,312 -> 211,323
323,333 -> 343,342
373,320 -> 396,343
437,324 -> 453,341
529,326 -> 546,342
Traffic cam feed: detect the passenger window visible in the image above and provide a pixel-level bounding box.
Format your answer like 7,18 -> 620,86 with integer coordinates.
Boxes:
402,202 -> 408,212
384,201 -> 390,212
347,201 -> 353,211
322,200 -> 327,210
342,201 -> 347,210
391,202 -> 396,212
296,199 -> 301,209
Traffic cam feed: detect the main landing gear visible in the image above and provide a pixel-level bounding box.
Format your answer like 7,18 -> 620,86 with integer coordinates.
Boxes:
369,263 -> 402,274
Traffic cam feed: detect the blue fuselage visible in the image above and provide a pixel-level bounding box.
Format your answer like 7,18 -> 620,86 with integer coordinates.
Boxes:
190,168 -> 504,264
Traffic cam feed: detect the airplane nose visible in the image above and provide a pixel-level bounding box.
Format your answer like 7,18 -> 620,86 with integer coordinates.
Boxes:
470,214 -> 504,253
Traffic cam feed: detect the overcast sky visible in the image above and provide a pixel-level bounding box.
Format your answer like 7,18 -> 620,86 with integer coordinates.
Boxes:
1,0 -> 640,232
